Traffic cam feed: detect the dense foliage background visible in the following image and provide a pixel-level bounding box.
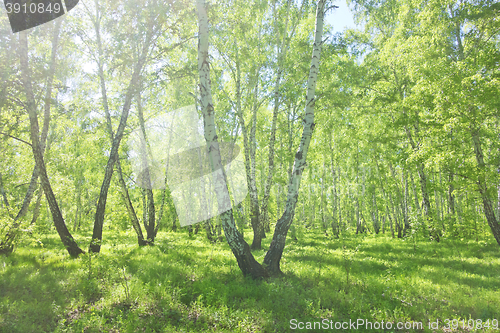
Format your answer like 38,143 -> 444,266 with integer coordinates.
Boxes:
0,0 -> 499,331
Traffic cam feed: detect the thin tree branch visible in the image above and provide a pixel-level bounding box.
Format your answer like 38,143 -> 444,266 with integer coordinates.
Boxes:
0,132 -> 32,147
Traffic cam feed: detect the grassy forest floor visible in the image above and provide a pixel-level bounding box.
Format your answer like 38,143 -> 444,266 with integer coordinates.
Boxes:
0,227 -> 499,333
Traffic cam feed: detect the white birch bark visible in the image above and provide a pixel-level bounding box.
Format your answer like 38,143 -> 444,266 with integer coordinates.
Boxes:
263,0 -> 328,275
19,30 -> 84,257
231,40 -> 262,249
196,0 -> 267,278
0,20 -> 62,254
259,0 -> 302,242
472,132 -> 500,245
88,1 -> 147,246
89,4 -> 157,252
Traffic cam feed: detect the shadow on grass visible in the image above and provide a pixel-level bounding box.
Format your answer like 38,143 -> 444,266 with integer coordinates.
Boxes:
1,229 -> 499,332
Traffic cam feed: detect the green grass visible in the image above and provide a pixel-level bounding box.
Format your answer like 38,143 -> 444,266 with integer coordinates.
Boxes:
0,228 -> 499,332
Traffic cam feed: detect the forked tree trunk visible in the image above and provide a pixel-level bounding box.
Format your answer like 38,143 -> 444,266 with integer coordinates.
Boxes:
89,18 -> 153,253
196,0 -> 268,278
19,30 -> 84,257
0,20 -> 62,255
263,0 -> 328,276
91,2 -> 147,246
116,159 -> 147,246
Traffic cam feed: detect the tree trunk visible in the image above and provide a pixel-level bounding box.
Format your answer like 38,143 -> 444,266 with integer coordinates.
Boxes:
355,196 -> 361,234
321,164 -> 326,232
448,172 -> 455,223
286,103 -> 298,191
0,173 -> 10,213
410,170 -> 420,212
191,92 -> 215,241
196,0 -> 268,278
277,184 -> 281,218
338,167 -> 343,233
388,207 -> 395,238
329,141 -> 339,237
19,30 -> 84,257
403,169 -> 410,236
30,188 -> 43,226
155,109 -> 178,236
497,179 -> 500,222
372,192 -> 379,234
116,159 -> 147,246
91,2 -> 147,247
472,132 -> 500,245
417,164 -> 432,217
0,20 -> 62,255
73,176 -> 82,231
388,163 -> 404,237
136,91 -> 156,243
497,132 -> 500,220
434,174 -> 440,221
376,160 -> 396,238
89,19 -> 152,253
263,0 -> 327,276
355,147 -> 361,234
405,127 -> 431,217
389,192 -> 402,238
259,0 -> 300,245
232,43 -> 262,250
249,72 -> 263,249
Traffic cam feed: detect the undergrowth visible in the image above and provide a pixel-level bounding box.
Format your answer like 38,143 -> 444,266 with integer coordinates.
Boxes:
0,228 -> 499,332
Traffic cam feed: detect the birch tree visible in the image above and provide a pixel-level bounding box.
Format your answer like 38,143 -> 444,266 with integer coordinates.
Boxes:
19,28 -> 84,257
0,20 -> 63,254
89,0 -> 163,252
78,0 -> 148,246
197,0 -> 268,278
264,0 -> 330,275
258,0 -> 305,248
